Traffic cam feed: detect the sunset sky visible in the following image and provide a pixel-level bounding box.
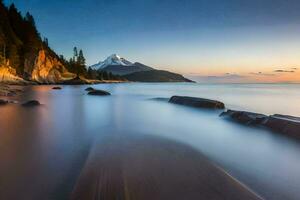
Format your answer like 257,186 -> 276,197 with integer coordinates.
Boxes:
5,0 -> 300,83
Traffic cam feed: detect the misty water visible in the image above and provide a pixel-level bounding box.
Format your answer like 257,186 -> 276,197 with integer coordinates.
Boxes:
1,83 -> 300,200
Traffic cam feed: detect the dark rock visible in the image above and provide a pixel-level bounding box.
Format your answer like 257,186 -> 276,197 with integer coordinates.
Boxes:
0,99 -> 8,105
52,86 -> 62,90
85,87 -> 95,91
87,89 -> 111,96
150,97 -> 169,102
169,96 -> 225,109
263,114 -> 300,138
22,100 -> 41,107
220,110 -> 267,125
220,110 -> 300,139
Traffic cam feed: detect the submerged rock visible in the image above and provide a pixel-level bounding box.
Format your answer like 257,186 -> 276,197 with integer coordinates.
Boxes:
85,87 -> 95,91
220,110 -> 267,125
22,100 -> 41,107
0,99 -> 8,105
87,89 -> 111,96
263,114 -> 300,139
0,85 -> 23,97
169,96 -> 225,109
52,86 -> 62,90
221,110 -> 300,139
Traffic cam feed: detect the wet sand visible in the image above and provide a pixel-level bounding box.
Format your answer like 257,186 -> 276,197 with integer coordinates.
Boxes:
71,132 -> 262,200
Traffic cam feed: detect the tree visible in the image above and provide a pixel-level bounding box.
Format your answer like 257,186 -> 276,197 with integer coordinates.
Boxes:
8,4 -> 24,38
25,12 -> 36,28
87,67 -> 98,79
77,49 -> 85,66
7,44 -> 21,72
73,47 -> 78,59
43,37 -> 48,47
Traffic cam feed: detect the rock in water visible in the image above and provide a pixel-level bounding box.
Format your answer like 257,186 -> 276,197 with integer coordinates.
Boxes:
0,99 -> 8,105
52,86 -> 62,90
22,100 -> 41,107
85,87 -> 95,91
221,110 -> 300,139
169,96 -> 225,109
263,114 -> 300,139
87,89 -> 111,96
220,110 -> 267,125
0,85 -> 23,96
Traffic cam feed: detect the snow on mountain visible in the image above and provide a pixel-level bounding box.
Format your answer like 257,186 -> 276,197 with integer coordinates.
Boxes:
90,54 -> 133,70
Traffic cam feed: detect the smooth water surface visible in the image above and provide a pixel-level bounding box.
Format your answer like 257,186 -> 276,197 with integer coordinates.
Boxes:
0,83 -> 300,200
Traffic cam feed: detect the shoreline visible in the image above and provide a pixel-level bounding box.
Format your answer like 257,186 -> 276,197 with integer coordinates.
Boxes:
71,132 -> 262,200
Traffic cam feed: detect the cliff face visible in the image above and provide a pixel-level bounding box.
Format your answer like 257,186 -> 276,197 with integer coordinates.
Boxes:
0,50 -> 76,84
0,63 -> 24,83
24,50 -> 75,83
0,2 -> 76,84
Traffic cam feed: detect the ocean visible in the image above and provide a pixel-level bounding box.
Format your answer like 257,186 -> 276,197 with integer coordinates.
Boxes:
0,83 -> 300,199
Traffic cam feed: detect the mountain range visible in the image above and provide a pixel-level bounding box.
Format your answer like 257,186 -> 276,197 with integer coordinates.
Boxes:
90,54 -> 193,82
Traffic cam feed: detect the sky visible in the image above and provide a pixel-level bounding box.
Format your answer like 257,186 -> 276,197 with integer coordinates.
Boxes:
4,0 -> 300,83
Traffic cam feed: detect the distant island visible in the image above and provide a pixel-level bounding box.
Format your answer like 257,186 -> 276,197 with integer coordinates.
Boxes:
0,2 -> 192,84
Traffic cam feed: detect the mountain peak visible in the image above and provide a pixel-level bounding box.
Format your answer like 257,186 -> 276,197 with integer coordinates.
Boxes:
90,54 -> 133,70
110,53 -> 120,57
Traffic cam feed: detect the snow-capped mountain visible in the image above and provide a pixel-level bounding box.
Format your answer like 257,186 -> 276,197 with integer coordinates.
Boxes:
90,54 -> 133,70
89,54 -> 154,75
88,54 -> 193,82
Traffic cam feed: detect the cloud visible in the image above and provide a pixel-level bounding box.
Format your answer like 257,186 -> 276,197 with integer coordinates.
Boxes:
291,67 -> 298,70
274,69 -> 295,73
249,72 -> 276,76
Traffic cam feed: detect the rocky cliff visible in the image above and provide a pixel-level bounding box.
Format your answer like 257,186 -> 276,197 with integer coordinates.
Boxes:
0,50 -> 76,84
24,50 -> 75,83
0,64 -> 24,83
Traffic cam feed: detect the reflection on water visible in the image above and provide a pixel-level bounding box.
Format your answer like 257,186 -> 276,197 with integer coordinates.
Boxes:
0,83 -> 300,200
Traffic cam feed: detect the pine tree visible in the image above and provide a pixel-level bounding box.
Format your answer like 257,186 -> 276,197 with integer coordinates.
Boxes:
77,49 -> 85,66
25,12 -> 36,28
43,37 -> 48,47
73,47 -> 78,59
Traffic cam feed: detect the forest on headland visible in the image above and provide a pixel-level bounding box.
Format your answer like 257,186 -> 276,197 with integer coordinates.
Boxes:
0,1 -> 124,83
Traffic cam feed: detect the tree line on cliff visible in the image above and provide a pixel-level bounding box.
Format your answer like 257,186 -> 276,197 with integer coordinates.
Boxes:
0,1 -> 124,81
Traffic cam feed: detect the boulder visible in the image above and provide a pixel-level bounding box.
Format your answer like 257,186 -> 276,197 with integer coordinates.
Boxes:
85,87 -> 95,91
263,114 -> 300,139
0,99 -> 8,105
220,110 -> 267,125
220,110 -> 300,139
22,100 -> 41,107
169,96 -> 225,109
87,89 -> 111,96
52,86 -> 62,90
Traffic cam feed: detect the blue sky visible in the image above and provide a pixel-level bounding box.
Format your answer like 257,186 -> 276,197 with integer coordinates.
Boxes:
4,0 -> 300,82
